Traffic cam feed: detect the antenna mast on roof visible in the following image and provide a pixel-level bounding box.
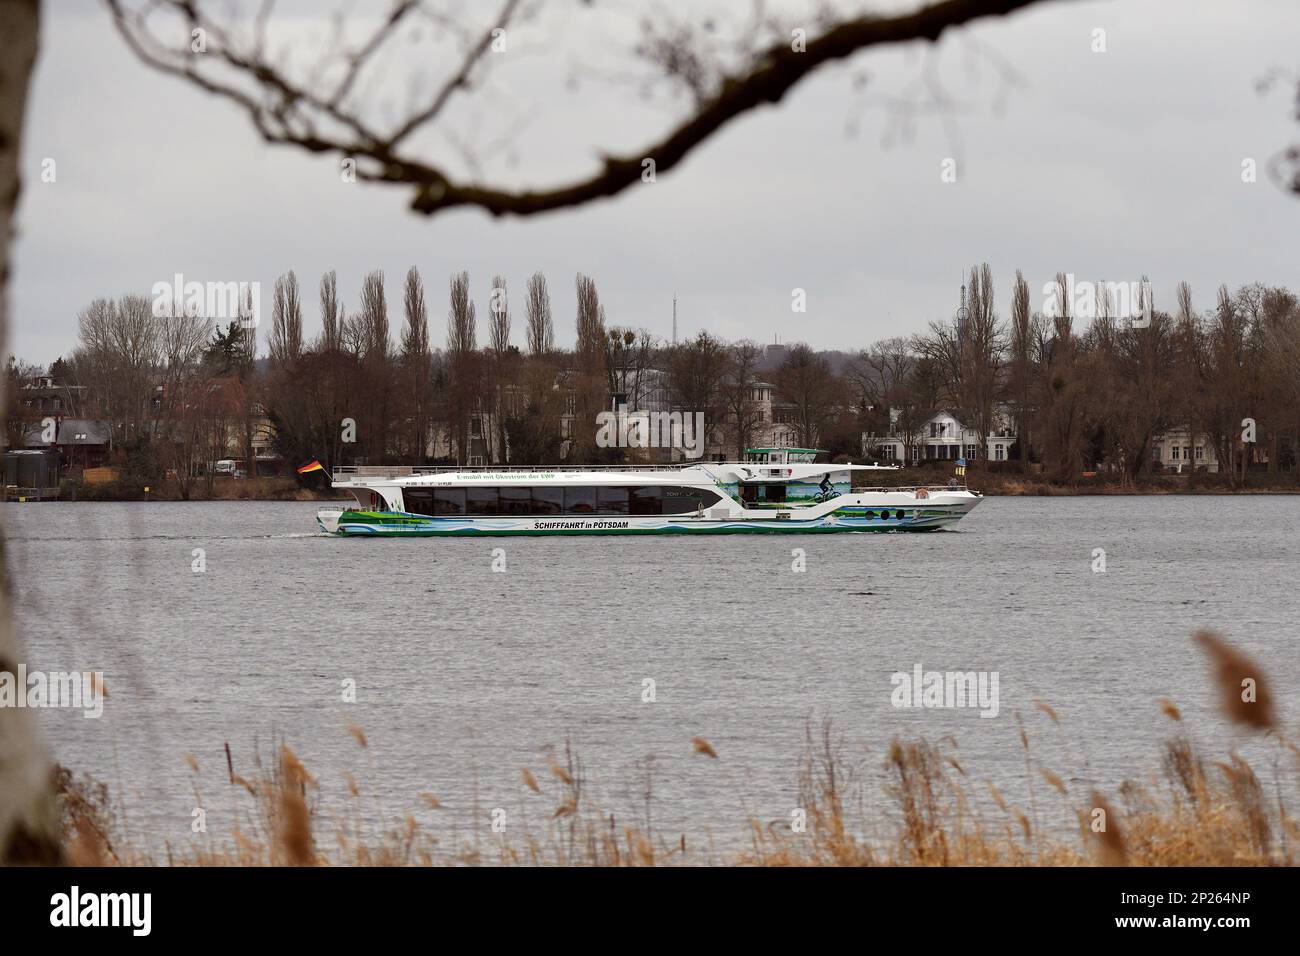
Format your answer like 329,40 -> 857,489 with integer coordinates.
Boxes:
672,294 -> 677,347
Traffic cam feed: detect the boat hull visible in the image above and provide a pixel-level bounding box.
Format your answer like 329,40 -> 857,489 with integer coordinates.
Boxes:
316,499 -> 980,536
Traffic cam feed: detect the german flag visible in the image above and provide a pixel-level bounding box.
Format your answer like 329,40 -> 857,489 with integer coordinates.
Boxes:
297,459 -> 325,475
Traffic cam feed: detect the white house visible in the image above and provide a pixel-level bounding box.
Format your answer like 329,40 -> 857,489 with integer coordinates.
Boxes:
866,407 -> 1017,464
1150,427 -> 1220,473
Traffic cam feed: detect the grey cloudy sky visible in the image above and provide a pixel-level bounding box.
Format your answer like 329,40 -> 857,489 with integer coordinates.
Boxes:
11,0 -> 1300,365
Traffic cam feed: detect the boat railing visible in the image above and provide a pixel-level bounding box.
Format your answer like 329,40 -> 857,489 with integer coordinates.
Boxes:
331,463 -> 718,479
849,484 -> 969,494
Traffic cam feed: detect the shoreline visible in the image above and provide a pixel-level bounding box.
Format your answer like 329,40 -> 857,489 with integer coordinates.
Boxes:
12,479 -> 1300,503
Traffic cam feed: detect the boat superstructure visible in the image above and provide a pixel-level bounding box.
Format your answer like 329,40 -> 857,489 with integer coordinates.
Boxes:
316,451 -> 981,536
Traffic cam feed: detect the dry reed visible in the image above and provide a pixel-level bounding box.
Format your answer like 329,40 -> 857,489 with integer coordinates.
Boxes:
50,633 -> 1296,867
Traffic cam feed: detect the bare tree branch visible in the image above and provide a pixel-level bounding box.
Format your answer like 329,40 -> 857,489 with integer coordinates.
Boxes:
106,0 -> 1053,219
330,0 -> 420,109
386,0 -> 521,148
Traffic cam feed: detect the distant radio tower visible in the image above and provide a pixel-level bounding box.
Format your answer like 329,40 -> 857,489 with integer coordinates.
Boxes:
957,279 -> 969,351
672,294 -> 677,346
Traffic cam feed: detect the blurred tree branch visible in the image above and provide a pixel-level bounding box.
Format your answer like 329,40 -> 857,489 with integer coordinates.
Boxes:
0,0 -> 61,864
1257,67 -> 1300,196
105,0 -> 1052,218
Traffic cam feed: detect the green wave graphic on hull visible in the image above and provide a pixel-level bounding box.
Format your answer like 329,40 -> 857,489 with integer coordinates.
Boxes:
322,510 -> 962,536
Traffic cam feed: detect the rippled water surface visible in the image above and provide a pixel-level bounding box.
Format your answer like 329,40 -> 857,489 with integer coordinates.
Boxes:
6,496 -> 1298,855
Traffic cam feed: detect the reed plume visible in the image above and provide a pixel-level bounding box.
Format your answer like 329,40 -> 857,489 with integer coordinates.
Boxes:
691,737 -> 718,758
1193,630 -> 1275,730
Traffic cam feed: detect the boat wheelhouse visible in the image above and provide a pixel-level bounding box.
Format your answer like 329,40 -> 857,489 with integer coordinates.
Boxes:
316,452 -> 982,536
743,446 -> 822,464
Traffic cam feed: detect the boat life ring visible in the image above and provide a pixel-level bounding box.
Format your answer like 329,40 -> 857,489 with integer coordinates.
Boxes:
915,488 -> 930,499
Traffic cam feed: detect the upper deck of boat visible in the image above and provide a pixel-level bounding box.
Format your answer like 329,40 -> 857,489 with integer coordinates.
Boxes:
331,461 -> 900,488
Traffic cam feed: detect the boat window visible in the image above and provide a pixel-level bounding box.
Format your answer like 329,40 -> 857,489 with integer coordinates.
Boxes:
433,487 -> 466,515
531,486 -> 564,515
466,487 -> 498,515
661,485 -> 722,515
403,484 -> 722,517
403,488 -> 434,515
630,486 -> 662,515
895,509 -> 905,519
564,486 -> 597,514
762,483 -> 787,502
598,486 -> 630,514
499,486 -> 531,516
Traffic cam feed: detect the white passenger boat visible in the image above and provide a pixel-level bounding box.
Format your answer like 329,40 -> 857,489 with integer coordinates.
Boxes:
316,449 -> 981,536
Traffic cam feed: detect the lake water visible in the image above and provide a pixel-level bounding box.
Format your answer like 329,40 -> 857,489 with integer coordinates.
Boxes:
5,496 -> 1297,858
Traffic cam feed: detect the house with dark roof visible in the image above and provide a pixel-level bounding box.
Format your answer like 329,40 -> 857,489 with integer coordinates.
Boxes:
24,418 -> 114,471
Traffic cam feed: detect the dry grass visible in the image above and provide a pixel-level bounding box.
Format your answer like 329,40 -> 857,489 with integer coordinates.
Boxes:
52,633 -> 1297,867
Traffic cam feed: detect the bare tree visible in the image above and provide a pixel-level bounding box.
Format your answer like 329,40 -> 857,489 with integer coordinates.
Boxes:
74,294 -> 162,442
401,266 -> 429,358
447,271 -> 477,356
359,269 -> 389,362
446,270 -> 477,463
574,273 -> 606,365
963,262 -> 1005,445
1090,286 -> 1177,484
154,308 -> 214,496
1034,271 -> 1090,481
238,286 -> 257,367
1193,284 -> 1264,488
1007,269 -> 1036,464
269,270 -> 303,368
568,273 -> 609,461
487,274 -> 513,461
603,327 -> 658,408
773,342 -> 842,450
914,263 -> 1005,456
400,266 -> 430,460
355,269 -> 392,461
723,339 -> 765,459
1171,280 -> 1203,485
488,274 -> 511,355
667,330 -> 731,456
507,352 -> 565,465
525,272 -> 553,357
319,270 -> 341,352
234,286 -> 260,477
848,336 -> 917,458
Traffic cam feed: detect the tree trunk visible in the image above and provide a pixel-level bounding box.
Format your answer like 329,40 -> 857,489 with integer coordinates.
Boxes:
0,0 -> 61,863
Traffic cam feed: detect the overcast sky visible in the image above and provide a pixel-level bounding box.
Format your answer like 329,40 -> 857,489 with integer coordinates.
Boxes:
11,0 -> 1300,365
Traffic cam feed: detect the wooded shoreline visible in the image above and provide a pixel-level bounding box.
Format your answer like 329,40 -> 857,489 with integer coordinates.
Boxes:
23,470 -> 1300,502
